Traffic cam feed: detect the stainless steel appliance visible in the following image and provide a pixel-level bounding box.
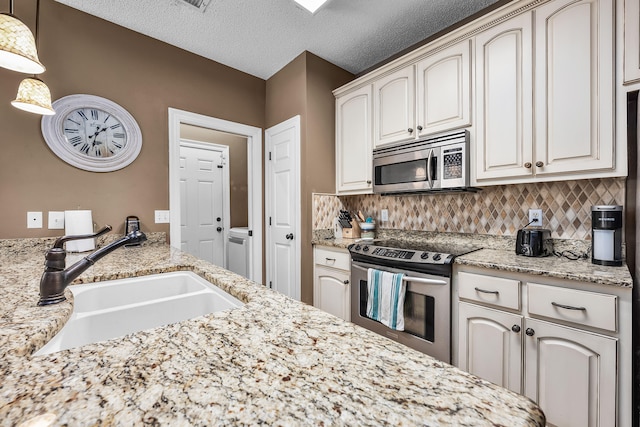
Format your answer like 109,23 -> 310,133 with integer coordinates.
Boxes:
592,205 -> 623,266
515,228 -> 553,257
373,129 -> 472,194
349,240 -> 481,363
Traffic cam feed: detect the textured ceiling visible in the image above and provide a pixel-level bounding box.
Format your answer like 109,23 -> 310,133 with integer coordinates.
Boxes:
54,0 -> 501,80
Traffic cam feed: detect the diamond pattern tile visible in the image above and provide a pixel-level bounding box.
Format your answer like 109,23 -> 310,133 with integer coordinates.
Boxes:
313,178 -> 626,240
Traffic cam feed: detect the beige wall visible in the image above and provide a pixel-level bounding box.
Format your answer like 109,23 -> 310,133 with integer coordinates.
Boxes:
180,125 -> 249,228
0,0 -> 265,238
266,52 -> 353,304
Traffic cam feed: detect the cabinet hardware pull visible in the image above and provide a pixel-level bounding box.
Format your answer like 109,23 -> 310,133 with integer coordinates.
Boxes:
366,180 -> 372,184
417,125 -> 423,131
536,161 -> 544,167
474,287 -> 499,295
525,328 -> 535,336
512,325 -> 521,333
551,302 -> 586,311
524,162 -> 532,168
343,280 -> 349,284
408,128 -> 413,133
325,258 -> 336,262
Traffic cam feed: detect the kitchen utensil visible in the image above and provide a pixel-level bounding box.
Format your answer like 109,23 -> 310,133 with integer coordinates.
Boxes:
515,228 -> 552,257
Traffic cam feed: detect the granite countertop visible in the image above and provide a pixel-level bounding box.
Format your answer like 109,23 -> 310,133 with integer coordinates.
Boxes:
312,230 -> 632,288
0,236 -> 545,426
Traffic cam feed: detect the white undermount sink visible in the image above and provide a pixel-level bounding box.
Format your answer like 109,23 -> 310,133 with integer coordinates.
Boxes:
34,271 -> 243,356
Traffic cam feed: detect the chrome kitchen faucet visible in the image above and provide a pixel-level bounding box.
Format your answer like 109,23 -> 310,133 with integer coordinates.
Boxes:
38,225 -> 147,306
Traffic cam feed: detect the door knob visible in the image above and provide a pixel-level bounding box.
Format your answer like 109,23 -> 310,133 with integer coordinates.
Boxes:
417,125 -> 423,131
286,233 -> 294,240
216,227 -> 222,232
408,128 -> 413,133
524,162 -> 532,168
525,328 -> 535,336
511,325 -> 521,333
216,217 -> 221,222
535,161 -> 544,167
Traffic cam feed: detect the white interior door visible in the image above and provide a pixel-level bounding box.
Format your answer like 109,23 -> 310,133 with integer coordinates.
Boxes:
265,116 -> 300,300
179,141 -> 229,267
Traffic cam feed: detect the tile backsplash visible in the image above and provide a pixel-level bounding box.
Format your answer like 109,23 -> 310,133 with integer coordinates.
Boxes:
313,178 -> 626,240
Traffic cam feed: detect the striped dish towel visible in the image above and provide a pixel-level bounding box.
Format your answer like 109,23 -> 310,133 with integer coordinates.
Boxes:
366,268 -> 406,331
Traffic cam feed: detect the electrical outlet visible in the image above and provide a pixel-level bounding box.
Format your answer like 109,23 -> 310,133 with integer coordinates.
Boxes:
155,210 -> 170,224
48,211 -> 65,229
381,209 -> 389,222
528,209 -> 543,227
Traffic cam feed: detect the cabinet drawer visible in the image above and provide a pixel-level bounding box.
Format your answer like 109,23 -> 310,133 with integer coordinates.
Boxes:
458,272 -> 520,310
527,283 -> 617,332
314,246 -> 350,271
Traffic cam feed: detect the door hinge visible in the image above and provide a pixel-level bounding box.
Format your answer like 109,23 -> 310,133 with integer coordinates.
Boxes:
269,217 -> 272,226
269,152 -> 272,161
217,165 -> 223,168
248,230 -> 252,237
269,281 -> 273,289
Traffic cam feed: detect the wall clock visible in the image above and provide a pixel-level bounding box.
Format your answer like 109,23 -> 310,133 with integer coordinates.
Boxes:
41,94 -> 142,172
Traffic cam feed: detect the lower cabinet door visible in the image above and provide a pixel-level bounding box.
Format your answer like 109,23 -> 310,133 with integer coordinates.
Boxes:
313,265 -> 350,321
458,302 -> 523,393
524,318 -> 617,427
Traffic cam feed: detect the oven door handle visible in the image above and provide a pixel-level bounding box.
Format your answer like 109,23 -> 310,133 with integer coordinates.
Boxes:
351,264 -> 447,286
403,276 -> 447,285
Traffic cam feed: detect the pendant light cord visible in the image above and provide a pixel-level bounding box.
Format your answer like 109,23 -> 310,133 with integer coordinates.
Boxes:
34,0 -> 40,78
9,0 -> 13,14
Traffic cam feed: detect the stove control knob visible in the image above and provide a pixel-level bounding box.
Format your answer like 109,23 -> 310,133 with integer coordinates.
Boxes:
433,254 -> 442,261
420,252 -> 429,259
355,245 -> 361,251
363,246 -> 370,252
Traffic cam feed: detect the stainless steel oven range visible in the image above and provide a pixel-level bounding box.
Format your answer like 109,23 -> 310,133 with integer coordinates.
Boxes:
349,240 -> 481,363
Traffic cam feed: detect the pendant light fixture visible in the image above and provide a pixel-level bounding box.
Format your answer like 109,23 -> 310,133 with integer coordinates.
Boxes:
0,0 -> 44,74
11,0 -> 54,115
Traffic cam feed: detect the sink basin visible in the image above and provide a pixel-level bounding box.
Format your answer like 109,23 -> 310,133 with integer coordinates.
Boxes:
34,271 -> 243,356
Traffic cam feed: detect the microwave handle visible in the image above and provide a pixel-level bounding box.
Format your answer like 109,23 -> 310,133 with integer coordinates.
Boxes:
426,148 -> 434,189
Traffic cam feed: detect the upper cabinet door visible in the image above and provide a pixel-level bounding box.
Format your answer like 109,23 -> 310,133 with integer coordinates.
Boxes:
373,66 -> 415,148
534,0 -> 614,176
336,85 -> 373,195
623,0 -> 640,84
475,13 -> 533,182
416,40 -> 471,138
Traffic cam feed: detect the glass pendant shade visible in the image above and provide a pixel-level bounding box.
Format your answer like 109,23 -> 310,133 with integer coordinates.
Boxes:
11,77 -> 55,115
0,13 -> 45,74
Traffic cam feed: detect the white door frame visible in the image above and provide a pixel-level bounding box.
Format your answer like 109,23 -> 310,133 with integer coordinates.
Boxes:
179,139 -> 231,265
265,115 -> 301,300
168,108 -> 263,284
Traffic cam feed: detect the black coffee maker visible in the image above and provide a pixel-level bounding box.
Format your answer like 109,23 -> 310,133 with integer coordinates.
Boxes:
591,205 -> 623,266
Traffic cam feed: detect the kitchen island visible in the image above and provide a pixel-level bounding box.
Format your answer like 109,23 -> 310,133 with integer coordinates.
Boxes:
0,236 -> 545,426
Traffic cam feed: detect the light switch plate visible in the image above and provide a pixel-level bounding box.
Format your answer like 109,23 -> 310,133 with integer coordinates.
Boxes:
155,210 -> 170,224
27,211 -> 43,229
48,211 -> 65,229
381,209 -> 389,222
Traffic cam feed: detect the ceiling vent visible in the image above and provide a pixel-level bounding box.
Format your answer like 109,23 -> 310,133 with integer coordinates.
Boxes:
176,0 -> 211,13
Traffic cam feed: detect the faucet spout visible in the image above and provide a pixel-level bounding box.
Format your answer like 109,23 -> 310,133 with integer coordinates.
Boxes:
38,227 -> 147,306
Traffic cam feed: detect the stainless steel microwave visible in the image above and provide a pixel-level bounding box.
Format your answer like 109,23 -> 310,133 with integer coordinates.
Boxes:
373,129 -> 470,194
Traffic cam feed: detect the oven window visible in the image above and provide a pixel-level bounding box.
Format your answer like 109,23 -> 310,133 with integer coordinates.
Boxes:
359,279 -> 435,342
375,159 -> 429,185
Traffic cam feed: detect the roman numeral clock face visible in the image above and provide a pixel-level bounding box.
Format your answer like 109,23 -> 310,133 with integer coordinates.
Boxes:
41,95 -> 142,172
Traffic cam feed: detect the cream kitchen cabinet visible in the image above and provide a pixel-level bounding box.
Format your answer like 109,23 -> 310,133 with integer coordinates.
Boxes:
335,85 -> 373,195
372,40 -> 471,148
415,40 -> 471,138
373,67 -> 415,147
623,0 -> 640,84
474,0 -> 616,185
455,267 -> 630,427
313,246 -> 351,321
